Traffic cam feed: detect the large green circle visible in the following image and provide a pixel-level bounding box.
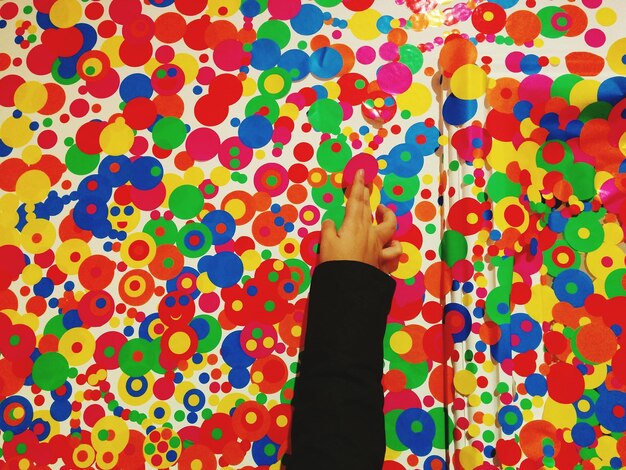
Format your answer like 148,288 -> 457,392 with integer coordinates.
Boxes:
169,185 -> 204,220
32,352 -> 69,391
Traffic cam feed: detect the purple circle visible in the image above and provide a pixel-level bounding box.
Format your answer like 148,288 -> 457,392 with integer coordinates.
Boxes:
377,62 -> 412,95
585,28 -> 606,48
356,46 -> 376,65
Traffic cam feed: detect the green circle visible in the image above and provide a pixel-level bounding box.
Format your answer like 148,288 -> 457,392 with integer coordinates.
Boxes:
51,59 -> 80,85
32,352 -> 69,391
382,174 -> 420,203
65,144 -> 100,175
261,250 -> 272,260
174,410 -> 186,422
168,185 -> 204,220
245,95 -> 280,122
314,0 -> 341,6
16,443 -> 27,455
212,428 -> 223,440
118,338 -> 154,377
605,268 -> 626,298
563,211 -> 604,253
308,99 -> 343,134
311,179 -> 344,210
258,67 -> 292,99
399,44 -> 423,73
143,218 -> 179,245
316,137 -> 352,172
268,272 -> 279,282
264,443 -> 276,456
152,117 -> 187,150
256,393 -> 267,404
145,443 -> 156,455
257,20 -> 291,49
537,6 -> 569,39
176,222 -> 212,258
264,300 -> 275,312
195,315 -> 222,353
425,223 -> 437,234
439,229 -> 468,268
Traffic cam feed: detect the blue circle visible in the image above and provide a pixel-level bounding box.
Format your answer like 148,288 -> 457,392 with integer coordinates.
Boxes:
250,38 -> 281,70
278,50 -> 310,81
310,47 -> 343,79
238,114 -> 273,149
120,73 -> 153,102
442,94 -> 478,126
290,4 -> 324,36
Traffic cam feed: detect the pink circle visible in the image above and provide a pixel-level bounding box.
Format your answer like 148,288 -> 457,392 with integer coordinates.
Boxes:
267,0 -> 302,20
356,46 -> 376,65
582,0 -> 602,8
186,127 -> 220,161
585,28 -> 606,48
379,42 -> 399,61
377,62 -> 412,95
342,153 -> 378,187
505,51 -> 524,73
197,67 -> 216,85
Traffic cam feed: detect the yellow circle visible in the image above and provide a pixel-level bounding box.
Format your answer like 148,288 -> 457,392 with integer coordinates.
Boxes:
22,145 -> 42,165
459,445 -> 484,469
21,264 -> 42,286
91,416 -> 129,453
264,74 -> 284,95
210,166 -> 231,186
73,444 -> 96,469
21,218 -> 56,254
0,115 -> 34,149
453,369 -> 477,396
207,0 -> 239,17
59,329 -> 96,366
171,53 -> 199,85
120,232 -> 157,268
392,242 -> 422,279
56,239 -> 91,275
169,331 -> 191,355
349,9 -> 382,41
596,7 -> 617,26
99,118 -> 134,156
390,330 -> 412,355
15,170 -> 51,204
224,199 -> 246,220
396,83 -> 432,116
450,64 -> 489,100
14,81 -> 48,114
607,38 -> 626,75
49,0 -> 82,28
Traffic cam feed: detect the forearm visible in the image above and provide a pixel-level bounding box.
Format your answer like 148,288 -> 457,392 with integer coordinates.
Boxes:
286,261 -> 395,470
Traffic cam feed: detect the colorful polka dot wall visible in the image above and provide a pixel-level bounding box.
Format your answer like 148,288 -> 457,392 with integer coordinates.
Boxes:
0,0 -> 625,468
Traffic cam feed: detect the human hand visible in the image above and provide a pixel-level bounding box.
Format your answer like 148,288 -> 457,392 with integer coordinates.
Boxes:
319,169 -> 403,274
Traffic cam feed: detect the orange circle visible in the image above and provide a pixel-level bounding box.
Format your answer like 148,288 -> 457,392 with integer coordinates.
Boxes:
505,10 -> 541,45
287,184 -> 308,204
576,322 -> 618,364
415,201 -> 437,222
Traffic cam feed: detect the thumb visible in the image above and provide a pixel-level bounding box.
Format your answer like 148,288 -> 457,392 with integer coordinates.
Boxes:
320,218 -> 338,242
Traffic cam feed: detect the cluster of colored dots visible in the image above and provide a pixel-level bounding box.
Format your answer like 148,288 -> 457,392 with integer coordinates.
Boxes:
0,0 -> 625,468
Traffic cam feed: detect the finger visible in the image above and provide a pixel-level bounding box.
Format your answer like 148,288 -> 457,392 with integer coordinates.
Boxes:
375,204 -> 397,245
342,169 -> 365,231
380,240 -> 403,274
320,218 -> 338,243
362,184 -> 372,225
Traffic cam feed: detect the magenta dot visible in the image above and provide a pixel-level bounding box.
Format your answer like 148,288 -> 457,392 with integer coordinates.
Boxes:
379,42 -> 399,61
585,28 -> 606,48
356,46 -> 376,65
331,30 -> 342,40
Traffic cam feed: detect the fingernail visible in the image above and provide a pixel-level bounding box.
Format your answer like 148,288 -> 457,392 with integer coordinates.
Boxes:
357,168 -> 364,178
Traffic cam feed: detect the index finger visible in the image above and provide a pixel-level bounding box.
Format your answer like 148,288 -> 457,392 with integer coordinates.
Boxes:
342,169 -> 366,230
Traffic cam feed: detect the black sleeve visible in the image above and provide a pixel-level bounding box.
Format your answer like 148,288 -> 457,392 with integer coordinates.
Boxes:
284,260 -> 396,470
